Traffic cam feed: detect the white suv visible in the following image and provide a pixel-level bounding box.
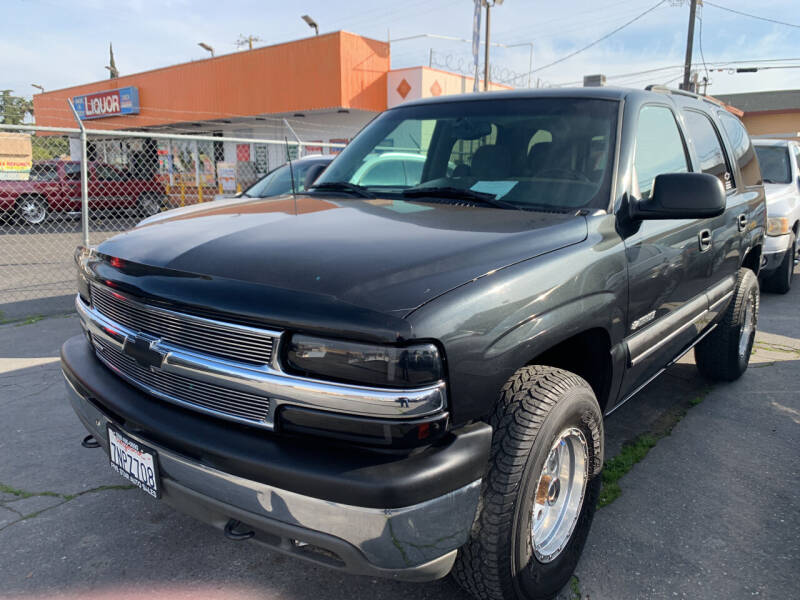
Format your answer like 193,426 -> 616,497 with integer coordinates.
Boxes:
753,138 -> 800,293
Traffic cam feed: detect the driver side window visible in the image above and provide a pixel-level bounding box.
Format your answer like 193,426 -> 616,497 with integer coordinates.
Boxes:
634,106 -> 689,200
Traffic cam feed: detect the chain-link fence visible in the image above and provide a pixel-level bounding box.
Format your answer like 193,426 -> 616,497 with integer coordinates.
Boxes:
0,124 -> 344,321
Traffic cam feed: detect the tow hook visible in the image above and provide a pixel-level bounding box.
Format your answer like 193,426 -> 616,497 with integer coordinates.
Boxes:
224,519 -> 255,541
81,434 -> 101,449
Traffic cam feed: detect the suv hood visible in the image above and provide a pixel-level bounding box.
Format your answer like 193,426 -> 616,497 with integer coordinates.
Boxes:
97,195 -> 587,318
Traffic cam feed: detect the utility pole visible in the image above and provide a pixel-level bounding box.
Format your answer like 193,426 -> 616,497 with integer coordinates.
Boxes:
681,0 -> 698,91
483,0 -> 503,91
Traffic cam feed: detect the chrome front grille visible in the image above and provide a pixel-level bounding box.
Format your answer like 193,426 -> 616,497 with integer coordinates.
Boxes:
94,339 -> 272,424
90,283 -> 276,366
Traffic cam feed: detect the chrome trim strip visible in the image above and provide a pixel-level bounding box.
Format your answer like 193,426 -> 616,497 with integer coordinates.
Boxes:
91,282 -> 283,339
709,290 -> 734,314
90,283 -> 279,366
608,321 -> 719,416
65,376 -> 479,572
76,295 -> 446,423
629,309 -> 707,367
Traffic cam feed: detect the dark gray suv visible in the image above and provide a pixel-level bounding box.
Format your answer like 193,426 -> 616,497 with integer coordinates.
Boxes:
63,86 -> 765,600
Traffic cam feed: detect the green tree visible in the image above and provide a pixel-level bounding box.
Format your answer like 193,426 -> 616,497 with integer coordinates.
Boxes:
0,91 -> 34,124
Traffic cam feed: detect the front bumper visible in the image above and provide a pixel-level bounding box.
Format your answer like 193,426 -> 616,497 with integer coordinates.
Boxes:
762,233 -> 792,273
62,335 -> 489,581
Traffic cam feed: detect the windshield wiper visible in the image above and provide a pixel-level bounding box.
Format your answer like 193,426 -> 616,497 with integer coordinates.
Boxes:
401,186 -> 519,210
308,181 -> 374,198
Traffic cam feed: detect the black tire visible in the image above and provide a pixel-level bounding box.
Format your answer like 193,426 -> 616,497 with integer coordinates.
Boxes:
15,195 -> 49,225
452,366 -> 604,600
694,268 -> 759,382
138,193 -> 164,217
762,232 -> 796,294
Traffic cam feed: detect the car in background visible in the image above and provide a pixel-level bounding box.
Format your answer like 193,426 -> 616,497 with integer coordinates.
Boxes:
350,152 -> 427,187
215,155 -> 334,201
753,139 -> 800,293
0,160 -> 166,225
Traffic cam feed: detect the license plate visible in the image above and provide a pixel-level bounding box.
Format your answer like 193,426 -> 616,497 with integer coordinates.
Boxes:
107,425 -> 161,498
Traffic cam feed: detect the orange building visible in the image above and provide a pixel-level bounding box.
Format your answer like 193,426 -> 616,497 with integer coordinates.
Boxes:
33,31 -> 508,182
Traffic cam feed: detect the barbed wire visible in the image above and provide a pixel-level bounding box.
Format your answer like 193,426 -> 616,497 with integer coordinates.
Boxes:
429,51 -> 529,87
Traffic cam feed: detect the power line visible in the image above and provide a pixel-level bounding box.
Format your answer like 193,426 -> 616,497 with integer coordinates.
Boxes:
531,0 -> 667,73
703,1 -> 800,29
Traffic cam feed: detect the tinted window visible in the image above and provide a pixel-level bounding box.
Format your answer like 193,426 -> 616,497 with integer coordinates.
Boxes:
754,146 -> 792,184
29,164 -> 58,181
358,159 -> 407,186
94,164 -> 126,181
683,110 -> 733,190
64,163 -> 81,181
634,106 -> 689,200
793,145 -> 800,172
718,112 -> 760,187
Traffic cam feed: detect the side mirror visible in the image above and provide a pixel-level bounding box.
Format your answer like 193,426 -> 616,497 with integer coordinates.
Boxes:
303,163 -> 328,190
630,172 -> 726,220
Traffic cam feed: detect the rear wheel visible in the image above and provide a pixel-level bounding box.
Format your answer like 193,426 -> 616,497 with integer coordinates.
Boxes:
452,366 -> 603,600
695,268 -> 759,381
762,232 -> 796,294
137,193 -> 164,217
15,195 -> 49,225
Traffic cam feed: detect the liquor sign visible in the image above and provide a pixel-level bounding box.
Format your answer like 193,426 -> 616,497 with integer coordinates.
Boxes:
72,86 -> 140,120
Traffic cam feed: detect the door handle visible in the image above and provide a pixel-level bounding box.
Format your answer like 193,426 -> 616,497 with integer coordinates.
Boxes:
737,214 -> 748,232
699,229 -> 712,252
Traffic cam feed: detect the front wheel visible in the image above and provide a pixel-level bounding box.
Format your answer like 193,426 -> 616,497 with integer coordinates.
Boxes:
694,267 -> 759,381
452,366 -> 604,600
137,193 -> 164,217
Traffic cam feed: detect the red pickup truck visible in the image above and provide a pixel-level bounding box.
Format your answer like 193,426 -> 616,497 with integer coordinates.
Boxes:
0,160 -> 166,225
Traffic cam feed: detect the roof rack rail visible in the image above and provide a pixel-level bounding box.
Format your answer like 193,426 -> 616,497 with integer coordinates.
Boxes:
644,84 -> 724,107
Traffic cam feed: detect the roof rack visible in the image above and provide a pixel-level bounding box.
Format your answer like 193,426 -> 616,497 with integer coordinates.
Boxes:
644,84 -> 724,108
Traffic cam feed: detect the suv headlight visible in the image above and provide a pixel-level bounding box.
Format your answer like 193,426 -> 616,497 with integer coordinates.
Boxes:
767,217 -> 791,236
285,335 -> 444,388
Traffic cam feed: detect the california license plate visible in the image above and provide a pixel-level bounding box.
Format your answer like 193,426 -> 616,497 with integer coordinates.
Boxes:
107,425 -> 161,498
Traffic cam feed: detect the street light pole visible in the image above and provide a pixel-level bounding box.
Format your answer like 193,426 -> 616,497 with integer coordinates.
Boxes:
681,0 -> 698,91
482,0 -> 503,91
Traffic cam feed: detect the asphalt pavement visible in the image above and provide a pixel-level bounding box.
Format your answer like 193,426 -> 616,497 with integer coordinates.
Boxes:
0,274 -> 798,600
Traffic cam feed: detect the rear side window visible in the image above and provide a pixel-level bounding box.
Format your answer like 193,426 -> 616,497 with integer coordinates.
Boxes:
718,112 -> 760,187
634,105 -> 689,200
753,146 -> 792,184
29,164 -> 59,181
64,163 -> 81,181
682,110 -> 734,191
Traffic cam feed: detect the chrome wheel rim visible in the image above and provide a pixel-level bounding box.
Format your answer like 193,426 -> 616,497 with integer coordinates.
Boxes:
531,427 -> 589,563
20,199 -> 46,224
140,196 -> 162,216
738,292 -> 756,359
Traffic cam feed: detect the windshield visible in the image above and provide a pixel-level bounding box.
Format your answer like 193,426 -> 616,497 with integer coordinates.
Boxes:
754,145 -> 791,184
314,97 -> 619,210
245,159 -> 328,197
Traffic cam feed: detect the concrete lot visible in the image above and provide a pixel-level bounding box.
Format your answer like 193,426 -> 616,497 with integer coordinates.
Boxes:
0,216 -> 133,322
0,277 -> 798,600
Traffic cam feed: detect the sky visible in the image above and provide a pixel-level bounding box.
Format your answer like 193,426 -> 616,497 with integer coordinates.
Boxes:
3,0 -> 799,101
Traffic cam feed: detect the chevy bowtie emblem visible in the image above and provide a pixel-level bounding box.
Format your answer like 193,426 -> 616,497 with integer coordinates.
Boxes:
122,333 -> 165,370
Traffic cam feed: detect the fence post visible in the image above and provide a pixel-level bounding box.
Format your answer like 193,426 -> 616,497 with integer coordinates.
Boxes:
283,118 -> 303,158
68,99 -> 90,248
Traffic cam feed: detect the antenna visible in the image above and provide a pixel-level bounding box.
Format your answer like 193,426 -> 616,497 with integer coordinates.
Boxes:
285,136 -> 297,213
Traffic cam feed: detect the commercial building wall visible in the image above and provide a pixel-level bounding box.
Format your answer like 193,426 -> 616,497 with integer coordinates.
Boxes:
33,31 -> 390,129
742,112 -> 800,141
